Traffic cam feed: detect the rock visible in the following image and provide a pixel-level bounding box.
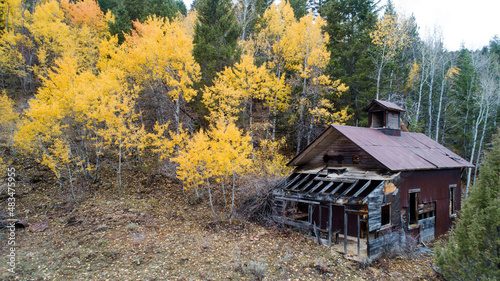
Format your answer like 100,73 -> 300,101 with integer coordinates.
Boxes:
29,221 -> 49,232
15,219 -> 29,228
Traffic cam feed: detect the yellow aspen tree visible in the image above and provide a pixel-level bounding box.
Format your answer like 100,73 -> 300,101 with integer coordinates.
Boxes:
0,92 -> 18,174
207,117 -> 252,215
371,13 -> 414,99
282,11 -> 349,152
203,54 -> 272,147
172,117 -> 251,218
0,0 -> 37,92
0,0 -> 110,91
113,16 -> 200,131
171,128 -> 214,211
14,55 -> 93,194
249,1 -> 295,139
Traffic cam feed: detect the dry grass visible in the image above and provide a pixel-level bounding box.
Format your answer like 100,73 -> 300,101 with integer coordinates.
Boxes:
1,168 -> 440,280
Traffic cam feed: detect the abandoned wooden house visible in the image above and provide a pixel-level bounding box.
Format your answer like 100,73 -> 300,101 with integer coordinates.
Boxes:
272,99 -> 473,259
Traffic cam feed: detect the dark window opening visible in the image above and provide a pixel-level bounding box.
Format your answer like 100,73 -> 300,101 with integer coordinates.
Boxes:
284,202 -> 310,221
409,192 -> 419,226
449,185 -> 457,216
381,204 -> 391,226
371,111 -> 385,128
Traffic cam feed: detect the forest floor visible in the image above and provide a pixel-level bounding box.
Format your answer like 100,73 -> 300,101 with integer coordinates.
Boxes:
0,164 -> 444,280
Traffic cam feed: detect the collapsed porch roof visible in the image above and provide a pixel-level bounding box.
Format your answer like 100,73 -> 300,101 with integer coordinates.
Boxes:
274,166 -> 397,205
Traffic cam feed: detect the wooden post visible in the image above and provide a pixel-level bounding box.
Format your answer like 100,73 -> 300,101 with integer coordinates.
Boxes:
344,210 -> 348,254
357,215 -> 360,256
367,225 -> 370,257
327,204 -> 332,246
308,204 -> 313,236
319,206 -> 322,230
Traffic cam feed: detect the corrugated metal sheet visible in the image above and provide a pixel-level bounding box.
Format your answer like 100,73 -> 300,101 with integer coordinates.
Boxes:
289,124 -> 473,171
363,99 -> 405,112
334,125 -> 473,171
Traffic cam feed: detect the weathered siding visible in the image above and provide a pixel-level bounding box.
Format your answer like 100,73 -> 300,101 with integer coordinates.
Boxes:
387,111 -> 400,129
368,179 -> 401,232
368,230 -> 400,259
368,184 -> 384,231
419,217 -> 435,241
400,169 -> 462,237
309,135 -> 383,168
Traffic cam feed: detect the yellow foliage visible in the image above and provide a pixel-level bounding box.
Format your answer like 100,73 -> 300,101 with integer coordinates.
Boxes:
172,117 -> 252,191
60,0 -> 108,34
253,138 -> 291,178
117,16 -> 200,103
371,13 -> 413,61
0,91 -> 18,135
0,92 -> 18,173
282,11 -> 329,78
0,157 -> 5,175
203,54 -> 273,118
407,61 -> 420,87
446,66 -> 460,80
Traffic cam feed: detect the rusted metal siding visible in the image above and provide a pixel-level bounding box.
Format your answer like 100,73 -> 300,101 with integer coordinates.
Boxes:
400,169 -> 462,237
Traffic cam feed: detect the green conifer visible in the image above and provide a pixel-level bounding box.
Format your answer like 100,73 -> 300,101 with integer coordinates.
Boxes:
435,129 -> 500,280
193,0 -> 241,86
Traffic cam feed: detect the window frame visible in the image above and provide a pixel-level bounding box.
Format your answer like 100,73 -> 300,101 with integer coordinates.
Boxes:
449,184 -> 457,217
381,203 -> 391,226
408,189 -> 420,229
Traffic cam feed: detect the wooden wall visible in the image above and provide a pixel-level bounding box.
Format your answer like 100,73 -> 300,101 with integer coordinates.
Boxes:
308,134 -> 384,168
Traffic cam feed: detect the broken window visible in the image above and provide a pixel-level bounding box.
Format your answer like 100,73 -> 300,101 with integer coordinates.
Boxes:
381,204 -> 391,226
449,184 -> 457,216
418,202 -> 436,220
408,190 -> 419,227
285,201 -> 309,221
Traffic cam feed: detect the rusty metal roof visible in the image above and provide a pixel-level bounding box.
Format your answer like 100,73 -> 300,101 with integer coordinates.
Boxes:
363,99 -> 405,112
289,125 -> 473,171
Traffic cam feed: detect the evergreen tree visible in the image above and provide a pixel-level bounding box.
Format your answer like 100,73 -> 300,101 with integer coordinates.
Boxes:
106,0 -> 187,44
447,48 -> 479,156
489,35 -> 500,62
435,129 -> 500,280
193,0 -> 241,86
288,0 -> 307,19
321,0 -> 378,126
108,1 -> 132,44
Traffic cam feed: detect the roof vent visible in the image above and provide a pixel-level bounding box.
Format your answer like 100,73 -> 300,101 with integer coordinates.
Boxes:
363,100 -> 405,136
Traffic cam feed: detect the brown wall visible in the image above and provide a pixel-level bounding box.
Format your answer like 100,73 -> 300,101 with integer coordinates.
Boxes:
309,135 -> 383,168
400,169 -> 462,237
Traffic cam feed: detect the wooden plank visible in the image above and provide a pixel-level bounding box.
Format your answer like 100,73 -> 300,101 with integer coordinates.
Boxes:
298,180 -> 316,192
344,210 -> 348,254
306,181 -> 325,194
328,204 -> 332,246
352,180 -> 372,197
272,215 -> 313,230
317,181 -> 335,194
327,182 -> 344,195
283,173 -> 303,190
341,179 -> 359,196
274,197 -> 321,205
357,215 -> 360,256
289,174 -> 314,191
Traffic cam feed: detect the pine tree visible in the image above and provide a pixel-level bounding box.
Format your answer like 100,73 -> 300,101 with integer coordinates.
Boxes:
288,0 -> 307,19
321,0 -> 377,126
193,0 -> 241,86
435,129 -> 500,280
